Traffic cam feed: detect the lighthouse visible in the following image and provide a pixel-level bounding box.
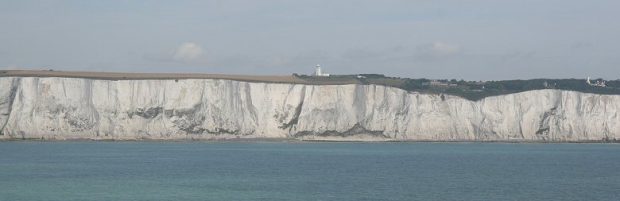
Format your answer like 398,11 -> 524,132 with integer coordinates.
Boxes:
314,64 -> 330,77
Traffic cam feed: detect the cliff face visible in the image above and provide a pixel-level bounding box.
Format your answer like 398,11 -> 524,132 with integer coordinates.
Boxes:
1,77 -> 619,141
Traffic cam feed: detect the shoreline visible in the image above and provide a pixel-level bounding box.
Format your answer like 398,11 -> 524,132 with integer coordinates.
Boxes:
1,137 -> 618,144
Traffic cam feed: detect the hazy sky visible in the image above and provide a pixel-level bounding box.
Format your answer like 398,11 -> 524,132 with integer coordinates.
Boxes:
1,0 -> 619,80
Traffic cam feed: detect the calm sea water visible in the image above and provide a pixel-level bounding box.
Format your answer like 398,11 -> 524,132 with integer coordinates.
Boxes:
0,141 -> 619,201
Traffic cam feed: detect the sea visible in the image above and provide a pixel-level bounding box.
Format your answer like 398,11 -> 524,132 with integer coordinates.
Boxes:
0,141 -> 618,201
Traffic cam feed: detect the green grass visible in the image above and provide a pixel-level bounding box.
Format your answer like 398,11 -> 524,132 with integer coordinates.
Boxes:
296,74 -> 620,101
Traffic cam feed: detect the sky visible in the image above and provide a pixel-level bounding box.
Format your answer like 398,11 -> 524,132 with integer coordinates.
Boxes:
1,0 -> 619,80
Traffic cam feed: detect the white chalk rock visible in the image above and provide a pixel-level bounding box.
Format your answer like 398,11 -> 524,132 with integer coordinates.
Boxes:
0,77 -> 618,141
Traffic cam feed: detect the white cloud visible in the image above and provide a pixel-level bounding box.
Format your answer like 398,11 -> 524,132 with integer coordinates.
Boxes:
429,42 -> 461,56
414,42 -> 462,61
172,42 -> 204,62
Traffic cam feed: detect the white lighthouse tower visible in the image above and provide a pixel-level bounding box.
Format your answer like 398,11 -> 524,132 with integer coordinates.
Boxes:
315,64 -> 322,76
314,64 -> 329,77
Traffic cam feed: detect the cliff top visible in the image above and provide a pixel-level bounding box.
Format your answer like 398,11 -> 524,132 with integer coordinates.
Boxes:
0,70 -> 361,85
2,70 -> 620,101
1,69 -> 296,82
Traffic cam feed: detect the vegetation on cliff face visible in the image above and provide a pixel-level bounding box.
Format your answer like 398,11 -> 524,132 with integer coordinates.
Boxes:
296,74 -> 620,101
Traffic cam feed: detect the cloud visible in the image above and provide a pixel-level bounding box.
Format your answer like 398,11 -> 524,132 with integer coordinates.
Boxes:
172,42 -> 204,62
341,49 -> 381,60
428,42 -> 461,56
413,42 -> 462,61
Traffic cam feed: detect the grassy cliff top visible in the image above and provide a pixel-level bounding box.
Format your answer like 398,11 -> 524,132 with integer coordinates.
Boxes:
296,74 -> 620,100
2,70 -> 619,101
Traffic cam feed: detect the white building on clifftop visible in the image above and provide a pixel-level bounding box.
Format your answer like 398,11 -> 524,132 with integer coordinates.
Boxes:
587,77 -> 606,87
314,64 -> 330,77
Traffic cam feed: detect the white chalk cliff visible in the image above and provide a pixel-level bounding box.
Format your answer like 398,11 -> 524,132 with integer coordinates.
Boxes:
1,77 -> 619,141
